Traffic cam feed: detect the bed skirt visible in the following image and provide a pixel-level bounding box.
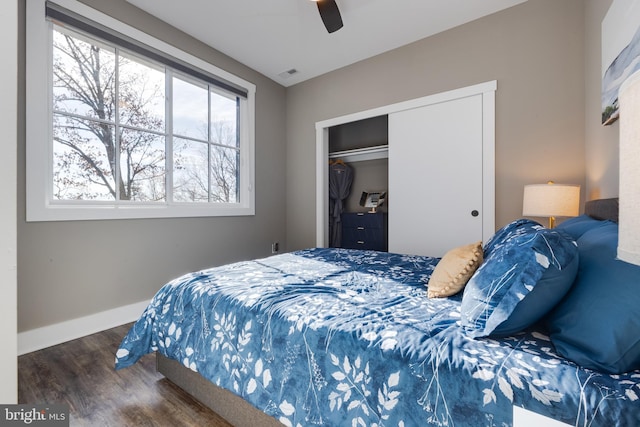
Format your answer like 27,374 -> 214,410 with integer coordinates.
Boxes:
156,353 -> 282,427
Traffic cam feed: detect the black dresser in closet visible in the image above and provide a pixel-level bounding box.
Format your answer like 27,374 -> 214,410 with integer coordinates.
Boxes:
340,212 -> 387,251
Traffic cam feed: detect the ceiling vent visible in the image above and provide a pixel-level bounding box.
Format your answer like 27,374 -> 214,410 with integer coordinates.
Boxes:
278,68 -> 299,79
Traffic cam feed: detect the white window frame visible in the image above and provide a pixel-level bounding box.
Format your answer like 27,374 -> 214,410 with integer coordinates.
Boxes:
26,0 -> 256,221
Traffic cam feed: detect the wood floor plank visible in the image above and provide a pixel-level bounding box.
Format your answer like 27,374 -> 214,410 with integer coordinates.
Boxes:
18,323 -> 233,427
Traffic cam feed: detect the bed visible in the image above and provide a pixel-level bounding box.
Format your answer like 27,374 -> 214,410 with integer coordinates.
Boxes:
116,198 -> 640,426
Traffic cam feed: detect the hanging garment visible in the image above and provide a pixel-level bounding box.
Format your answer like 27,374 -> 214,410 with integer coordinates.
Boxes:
329,160 -> 354,247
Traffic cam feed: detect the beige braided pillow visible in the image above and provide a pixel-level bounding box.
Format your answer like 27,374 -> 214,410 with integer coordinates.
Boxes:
427,241 -> 483,298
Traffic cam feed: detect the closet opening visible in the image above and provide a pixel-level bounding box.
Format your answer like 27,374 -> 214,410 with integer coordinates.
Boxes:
328,116 -> 389,251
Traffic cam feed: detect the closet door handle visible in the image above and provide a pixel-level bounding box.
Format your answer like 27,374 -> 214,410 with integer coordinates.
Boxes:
471,210 -> 479,217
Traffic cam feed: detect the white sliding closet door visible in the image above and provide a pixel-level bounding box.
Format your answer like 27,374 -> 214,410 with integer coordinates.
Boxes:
388,94 -> 483,257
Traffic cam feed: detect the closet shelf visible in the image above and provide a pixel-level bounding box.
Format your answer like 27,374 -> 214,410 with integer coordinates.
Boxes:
328,144 -> 389,162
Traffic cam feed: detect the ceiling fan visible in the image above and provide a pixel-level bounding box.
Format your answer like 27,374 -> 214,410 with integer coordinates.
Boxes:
314,0 -> 343,33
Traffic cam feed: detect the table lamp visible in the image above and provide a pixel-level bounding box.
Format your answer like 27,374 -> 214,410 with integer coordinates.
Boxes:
523,181 -> 580,228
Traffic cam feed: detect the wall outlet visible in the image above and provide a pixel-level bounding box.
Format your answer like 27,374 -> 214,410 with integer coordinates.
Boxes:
271,242 -> 280,253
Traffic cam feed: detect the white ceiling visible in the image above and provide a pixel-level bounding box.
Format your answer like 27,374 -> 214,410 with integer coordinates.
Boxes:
126,0 -> 527,87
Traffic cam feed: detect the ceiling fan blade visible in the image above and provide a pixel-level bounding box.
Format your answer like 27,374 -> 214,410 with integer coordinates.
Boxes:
316,0 -> 343,33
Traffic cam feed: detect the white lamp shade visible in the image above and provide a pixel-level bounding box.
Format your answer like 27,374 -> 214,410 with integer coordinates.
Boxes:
618,69 -> 640,266
523,183 -> 580,218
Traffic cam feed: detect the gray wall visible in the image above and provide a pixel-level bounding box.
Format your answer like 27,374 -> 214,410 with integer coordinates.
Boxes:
17,0 -> 287,332
285,0 -> 587,251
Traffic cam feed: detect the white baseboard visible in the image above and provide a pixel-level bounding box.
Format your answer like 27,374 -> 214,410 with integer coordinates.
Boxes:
18,300 -> 150,356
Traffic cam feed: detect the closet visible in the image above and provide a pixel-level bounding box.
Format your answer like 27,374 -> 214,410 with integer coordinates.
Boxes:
316,81 -> 496,257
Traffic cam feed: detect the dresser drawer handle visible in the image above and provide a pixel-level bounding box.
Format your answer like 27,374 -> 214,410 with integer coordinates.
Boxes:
357,241 -> 365,245
357,227 -> 365,230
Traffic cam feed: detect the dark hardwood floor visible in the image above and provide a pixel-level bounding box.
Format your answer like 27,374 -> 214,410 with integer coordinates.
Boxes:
18,323 -> 233,426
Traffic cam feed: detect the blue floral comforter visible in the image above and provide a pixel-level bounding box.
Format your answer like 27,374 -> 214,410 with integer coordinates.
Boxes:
115,248 -> 640,426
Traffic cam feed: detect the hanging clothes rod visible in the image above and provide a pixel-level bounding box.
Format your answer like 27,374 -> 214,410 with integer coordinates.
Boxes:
328,144 -> 388,162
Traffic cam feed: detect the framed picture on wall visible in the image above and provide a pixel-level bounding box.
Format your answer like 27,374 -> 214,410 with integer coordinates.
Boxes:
601,0 -> 640,125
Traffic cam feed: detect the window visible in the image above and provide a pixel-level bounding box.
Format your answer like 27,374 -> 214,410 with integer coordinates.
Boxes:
26,0 -> 256,221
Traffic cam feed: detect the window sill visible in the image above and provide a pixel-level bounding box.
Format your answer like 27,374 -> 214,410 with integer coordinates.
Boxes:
26,202 -> 255,222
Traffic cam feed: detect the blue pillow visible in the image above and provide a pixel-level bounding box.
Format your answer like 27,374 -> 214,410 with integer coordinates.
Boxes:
461,219 -> 579,337
555,214 -> 612,240
482,218 -> 534,257
546,223 -> 640,374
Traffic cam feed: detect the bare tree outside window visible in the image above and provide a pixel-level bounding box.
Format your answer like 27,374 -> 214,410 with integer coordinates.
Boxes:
171,76 -> 239,203
51,26 -> 239,204
209,120 -> 239,203
52,28 -> 166,201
